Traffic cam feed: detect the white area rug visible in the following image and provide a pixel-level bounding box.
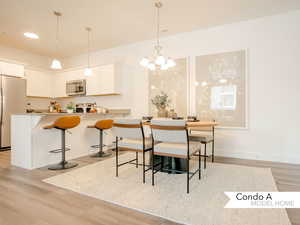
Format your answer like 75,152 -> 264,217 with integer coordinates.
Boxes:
44,153 -> 291,225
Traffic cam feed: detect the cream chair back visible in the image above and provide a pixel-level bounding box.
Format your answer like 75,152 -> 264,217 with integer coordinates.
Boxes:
113,119 -> 143,139
151,119 -> 187,143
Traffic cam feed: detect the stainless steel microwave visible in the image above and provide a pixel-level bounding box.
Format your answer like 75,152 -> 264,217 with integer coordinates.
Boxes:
66,79 -> 86,96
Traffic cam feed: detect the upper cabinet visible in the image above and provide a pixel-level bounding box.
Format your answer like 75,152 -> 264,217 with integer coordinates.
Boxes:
25,69 -> 53,97
86,64 -> 117,96
0,61 -> 24,78
24,64 -> 120,98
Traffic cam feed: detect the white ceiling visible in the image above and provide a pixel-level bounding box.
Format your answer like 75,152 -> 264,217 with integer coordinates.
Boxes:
1,0 -> 300,58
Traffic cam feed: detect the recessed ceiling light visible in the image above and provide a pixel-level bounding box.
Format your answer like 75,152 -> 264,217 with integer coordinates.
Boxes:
24,32 -> 39,39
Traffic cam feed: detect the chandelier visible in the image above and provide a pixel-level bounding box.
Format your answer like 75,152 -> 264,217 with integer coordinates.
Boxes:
140,2 -> 176,71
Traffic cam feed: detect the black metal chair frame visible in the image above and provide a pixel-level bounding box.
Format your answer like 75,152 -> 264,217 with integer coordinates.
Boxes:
150,126 -> 201,194
115,122 -> 152,183
190,126 -> 215,169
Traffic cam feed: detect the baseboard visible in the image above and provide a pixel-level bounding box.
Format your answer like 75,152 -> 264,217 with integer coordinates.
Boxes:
215,149 -> 300,165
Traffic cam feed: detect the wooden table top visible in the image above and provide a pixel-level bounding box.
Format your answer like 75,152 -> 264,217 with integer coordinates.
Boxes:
143,121 -> 218,128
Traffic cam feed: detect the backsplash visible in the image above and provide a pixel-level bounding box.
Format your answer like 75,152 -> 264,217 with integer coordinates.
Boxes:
26,95 -> 129,112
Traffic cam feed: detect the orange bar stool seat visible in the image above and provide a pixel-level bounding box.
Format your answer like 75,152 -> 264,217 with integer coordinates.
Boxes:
44,116 -> 81,170
87,119 -> 113,157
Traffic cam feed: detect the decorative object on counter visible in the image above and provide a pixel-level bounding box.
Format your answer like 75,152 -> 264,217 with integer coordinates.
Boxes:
66,102 -> 76,113
139,1 -> 176,71
172,117 -> 184,120
187,116 -> 199,122
50,11 -> 63,70
84,27 -> 93,76
49,101 -> 61,113
168,109 -> 177,118
26,103 -> 34,113
96,106 -> 108,114
142,116 -> 153,122
151,92 -> 170,117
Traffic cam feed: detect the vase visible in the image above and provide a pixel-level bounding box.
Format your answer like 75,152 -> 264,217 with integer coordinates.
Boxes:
157,107 -> 168,118
67,109 -> 74,113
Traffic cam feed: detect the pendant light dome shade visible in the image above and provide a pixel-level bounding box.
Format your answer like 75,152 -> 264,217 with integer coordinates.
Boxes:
84,68 -> 92,76
51,59 -> 62,69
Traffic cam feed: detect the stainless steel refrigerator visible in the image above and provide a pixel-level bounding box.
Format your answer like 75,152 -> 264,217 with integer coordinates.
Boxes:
0,75 -> 26,150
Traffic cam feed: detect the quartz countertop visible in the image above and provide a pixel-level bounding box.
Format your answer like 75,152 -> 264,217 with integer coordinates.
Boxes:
13,108 -> 131,116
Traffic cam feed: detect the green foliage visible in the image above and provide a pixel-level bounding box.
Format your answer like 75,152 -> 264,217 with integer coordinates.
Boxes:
151,92 -> 171,109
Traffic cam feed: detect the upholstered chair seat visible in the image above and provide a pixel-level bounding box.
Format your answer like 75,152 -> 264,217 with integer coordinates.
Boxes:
154,141 -> 200,158
118,137 -> 153,151
189,132 -> 213,143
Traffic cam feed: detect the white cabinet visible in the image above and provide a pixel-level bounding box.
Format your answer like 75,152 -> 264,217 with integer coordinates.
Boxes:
86,64 -> 117,96
52,72 -> 68,98
25,69 -> 53,97
25,64 -> 119,98
0,61 -> 24,77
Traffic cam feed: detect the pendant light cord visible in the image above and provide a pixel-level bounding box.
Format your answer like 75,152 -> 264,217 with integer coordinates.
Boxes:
88,29 -> 90,68
156,3 -> 160,48
56,14 -> 59,53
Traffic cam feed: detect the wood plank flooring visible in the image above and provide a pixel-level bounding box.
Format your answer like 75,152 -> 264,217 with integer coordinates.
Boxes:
0,150 -> 299,225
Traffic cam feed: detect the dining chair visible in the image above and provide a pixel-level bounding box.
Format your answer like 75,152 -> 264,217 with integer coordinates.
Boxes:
189,125 -> 215,169
150,119 -> 201,194
113,119 -> 152,183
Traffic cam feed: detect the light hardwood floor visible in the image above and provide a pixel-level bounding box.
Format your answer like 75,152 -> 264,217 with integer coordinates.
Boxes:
0,150 -> 299,225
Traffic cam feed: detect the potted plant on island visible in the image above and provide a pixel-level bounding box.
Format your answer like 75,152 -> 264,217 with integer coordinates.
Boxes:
151,92 -> 171,117
66,102 -> 75,113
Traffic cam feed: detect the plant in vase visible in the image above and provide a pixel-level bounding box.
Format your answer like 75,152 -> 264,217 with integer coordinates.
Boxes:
151,92 -> 171,117
66,102 -> 75,113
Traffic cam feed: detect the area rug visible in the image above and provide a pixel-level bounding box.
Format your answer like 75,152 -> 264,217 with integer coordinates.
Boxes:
43,153 -> 291,225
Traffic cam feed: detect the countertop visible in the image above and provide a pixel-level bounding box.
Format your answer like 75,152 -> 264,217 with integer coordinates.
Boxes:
13,108 -> 131,116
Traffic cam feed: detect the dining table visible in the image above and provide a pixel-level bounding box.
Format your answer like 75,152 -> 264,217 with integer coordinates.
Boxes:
143,120 -> 218,174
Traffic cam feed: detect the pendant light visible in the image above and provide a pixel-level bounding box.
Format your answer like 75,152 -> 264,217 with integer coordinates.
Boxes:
140,1 -> 176,71
51,11 -> 62,70
84,27 -> 92,76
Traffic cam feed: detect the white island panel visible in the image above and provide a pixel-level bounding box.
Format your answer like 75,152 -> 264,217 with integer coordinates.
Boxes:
11,112 -> 129,169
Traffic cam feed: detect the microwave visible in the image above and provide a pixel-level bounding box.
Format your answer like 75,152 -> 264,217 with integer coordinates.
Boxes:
66,79 -> 86,96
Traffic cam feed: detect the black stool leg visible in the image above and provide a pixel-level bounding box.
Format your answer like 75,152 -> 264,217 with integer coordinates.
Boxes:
91,129 -> 112,158
49,129 -> 78,170
204,143 -> 207,169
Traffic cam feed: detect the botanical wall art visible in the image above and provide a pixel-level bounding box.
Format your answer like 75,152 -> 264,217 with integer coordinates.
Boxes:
148,58 -> 188,117
195,50 -> 246,128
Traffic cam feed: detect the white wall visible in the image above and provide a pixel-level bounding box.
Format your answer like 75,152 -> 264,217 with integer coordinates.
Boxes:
60,10 -> 300,164
0,44 -> 52,70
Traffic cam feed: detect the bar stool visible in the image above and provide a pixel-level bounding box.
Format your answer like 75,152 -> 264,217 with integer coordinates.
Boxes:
87,119 -> 113,157
44,116 -> 81,170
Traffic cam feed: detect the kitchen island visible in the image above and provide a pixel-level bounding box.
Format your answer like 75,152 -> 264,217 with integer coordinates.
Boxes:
11,109 -> 130,170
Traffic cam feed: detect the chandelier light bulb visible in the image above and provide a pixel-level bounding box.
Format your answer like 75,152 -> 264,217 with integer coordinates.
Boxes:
148,63 -> 156,71
84,67 -> 92,76
140,57 -> 150,67
155,55 -> 166,65
166,58 -> 176,68
51,59 -> 62,70
160,64 -> 169,70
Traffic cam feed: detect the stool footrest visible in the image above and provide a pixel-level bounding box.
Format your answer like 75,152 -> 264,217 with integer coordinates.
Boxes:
49,148 -> 71,153
91,144 -> 107,149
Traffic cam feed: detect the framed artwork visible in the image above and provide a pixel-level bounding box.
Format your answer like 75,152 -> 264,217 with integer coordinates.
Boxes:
148,58 -> 188,117
195,50 -> 247,128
